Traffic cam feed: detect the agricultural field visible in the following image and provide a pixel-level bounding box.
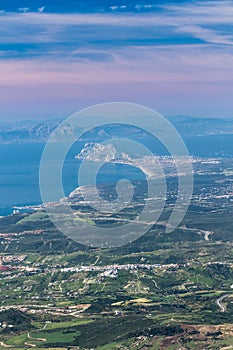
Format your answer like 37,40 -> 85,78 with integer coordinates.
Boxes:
0,160 -> 233,349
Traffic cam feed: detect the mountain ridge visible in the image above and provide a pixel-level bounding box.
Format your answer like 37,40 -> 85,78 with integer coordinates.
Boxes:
0,116 -> 233,143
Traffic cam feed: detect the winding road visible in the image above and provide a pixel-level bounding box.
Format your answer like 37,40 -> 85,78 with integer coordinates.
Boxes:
216,294 -> 231,312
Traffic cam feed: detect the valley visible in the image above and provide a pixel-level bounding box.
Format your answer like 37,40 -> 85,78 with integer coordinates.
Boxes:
0,158 -> 232,349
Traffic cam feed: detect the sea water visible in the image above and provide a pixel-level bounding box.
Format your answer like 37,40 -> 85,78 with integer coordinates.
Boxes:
0,134 -> 232,215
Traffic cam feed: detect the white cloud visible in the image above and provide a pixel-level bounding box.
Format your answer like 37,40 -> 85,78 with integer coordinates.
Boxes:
18,8 -> 29,13
162,0 -> 233,17
0,0 -> 232,117
0,1 -> 232,58
177,25 -> 233,46
110,6 -> 119,11
161,0 -> 233,24
0,44 -> 232,86
1,3 -> 232,28
38,7 -> 45,13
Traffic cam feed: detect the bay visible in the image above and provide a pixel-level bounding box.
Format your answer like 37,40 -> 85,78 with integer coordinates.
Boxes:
0,134 -> 233,216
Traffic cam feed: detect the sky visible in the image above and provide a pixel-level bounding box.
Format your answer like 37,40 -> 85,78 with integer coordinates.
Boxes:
0,0 -> 233,121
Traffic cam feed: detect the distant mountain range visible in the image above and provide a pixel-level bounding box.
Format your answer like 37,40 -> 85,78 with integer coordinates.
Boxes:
167,116 -> 233,137
0,116 -> 233,143
0,119 -> 61,143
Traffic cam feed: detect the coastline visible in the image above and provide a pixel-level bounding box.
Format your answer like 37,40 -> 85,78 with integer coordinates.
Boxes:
0,203 -> 42,217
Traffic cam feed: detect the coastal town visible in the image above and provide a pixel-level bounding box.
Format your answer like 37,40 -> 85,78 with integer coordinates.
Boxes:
0,156 -> 232,348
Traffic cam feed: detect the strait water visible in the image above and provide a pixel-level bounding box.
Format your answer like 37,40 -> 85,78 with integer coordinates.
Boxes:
0,134 -> 232,215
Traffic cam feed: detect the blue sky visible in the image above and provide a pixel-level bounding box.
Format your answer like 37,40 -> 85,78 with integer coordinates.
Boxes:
0,0 -> 233,120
